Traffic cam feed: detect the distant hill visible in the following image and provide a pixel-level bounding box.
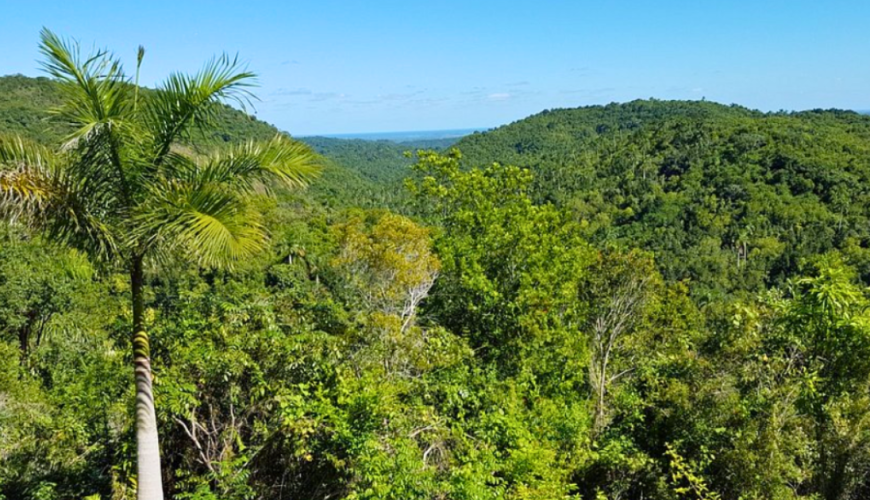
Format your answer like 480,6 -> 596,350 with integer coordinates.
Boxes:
0,74 -> 280,148
396,137 -> 463,150
454,99 -> 870,297
296,134 -> 462,206
0,75 -> 63,142
298,132 -> 465,187
0,74 -> 426,208
301,137 -> 416,186
320,128 -> 479,143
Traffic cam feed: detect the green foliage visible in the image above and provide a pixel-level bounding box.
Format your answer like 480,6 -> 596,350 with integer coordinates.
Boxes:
0,74 -> 421,211
8,71 -> 870,500
0,73 -> 277,149
455,100 -> 870,299
408,150 -> 595,377
0,232 -> 128,500
303,137 -> 416,186
665,444 -> 721,500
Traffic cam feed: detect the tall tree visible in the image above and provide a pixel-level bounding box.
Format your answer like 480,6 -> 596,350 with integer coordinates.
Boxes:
0,29 -> 320,500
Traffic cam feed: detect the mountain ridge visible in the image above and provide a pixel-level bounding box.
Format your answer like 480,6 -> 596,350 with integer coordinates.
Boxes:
453,98 -> 870,297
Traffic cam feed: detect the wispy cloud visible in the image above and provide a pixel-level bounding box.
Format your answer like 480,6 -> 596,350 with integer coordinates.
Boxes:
269,88 -> 348,102
271,87 -> 313,97
558,87 -> 616,96
409,96 -> 449,106
309,92 -> 346,102
569,66 -> 593,76
375,90 -> 426,102
454,86 -> 540,105
461,87 -> 488,96
662,85 -> 706,96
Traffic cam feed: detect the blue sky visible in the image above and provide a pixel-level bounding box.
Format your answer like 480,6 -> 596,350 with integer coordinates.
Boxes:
2,1 -> 870,135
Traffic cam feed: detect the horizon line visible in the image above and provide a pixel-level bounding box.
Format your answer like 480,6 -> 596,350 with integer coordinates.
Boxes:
296,127 -> 490,140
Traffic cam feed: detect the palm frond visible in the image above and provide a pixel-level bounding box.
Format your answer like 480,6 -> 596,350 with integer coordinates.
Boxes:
40,191 -> 121,263
39,28 -> 133,144
29,31 -> 311,272
132,179 -> 266,268
39,28 -> 135,206
27,163 -> 121,263
0,135 -> 120,261
0,135 -> 55,208
145,53 -> 256,166
65,131 -> 129,206
194,135 -> 321,193
156,149 -> 200,179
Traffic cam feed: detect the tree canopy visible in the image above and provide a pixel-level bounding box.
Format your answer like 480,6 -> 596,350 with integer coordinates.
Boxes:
5,64 -> 870,500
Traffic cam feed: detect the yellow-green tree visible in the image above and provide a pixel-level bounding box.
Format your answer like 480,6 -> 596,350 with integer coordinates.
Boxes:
333,211 -> 441,375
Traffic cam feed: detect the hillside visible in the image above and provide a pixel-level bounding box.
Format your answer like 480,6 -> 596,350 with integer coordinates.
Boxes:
302,136 -> 416,185
10,67 -> 870,499
0,74 -> 429,209
454,100 -> 870,298
0,75 -> 62,142
0,73 -> 280,147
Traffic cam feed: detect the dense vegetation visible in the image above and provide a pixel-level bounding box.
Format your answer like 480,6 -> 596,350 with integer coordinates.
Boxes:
455,100 -> 870,299
0,74 -> 427,211
4,46 -> 870,500
0,74 -> 279,148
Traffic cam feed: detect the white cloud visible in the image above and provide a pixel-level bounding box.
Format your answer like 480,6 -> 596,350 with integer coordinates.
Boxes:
487,92 -> 511,101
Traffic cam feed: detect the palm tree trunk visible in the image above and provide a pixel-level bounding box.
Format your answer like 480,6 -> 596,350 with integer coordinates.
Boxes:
131,255 -> 164,500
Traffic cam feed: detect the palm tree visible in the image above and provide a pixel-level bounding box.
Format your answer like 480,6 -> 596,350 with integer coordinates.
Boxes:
0,29 -> 320,500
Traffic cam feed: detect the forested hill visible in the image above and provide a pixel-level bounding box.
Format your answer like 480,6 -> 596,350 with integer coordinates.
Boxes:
0,74 -> 426,207
302,136 -> 417,185
454,99 -> 870,298
11,61 -> 870,499
0,74 -> 279,147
